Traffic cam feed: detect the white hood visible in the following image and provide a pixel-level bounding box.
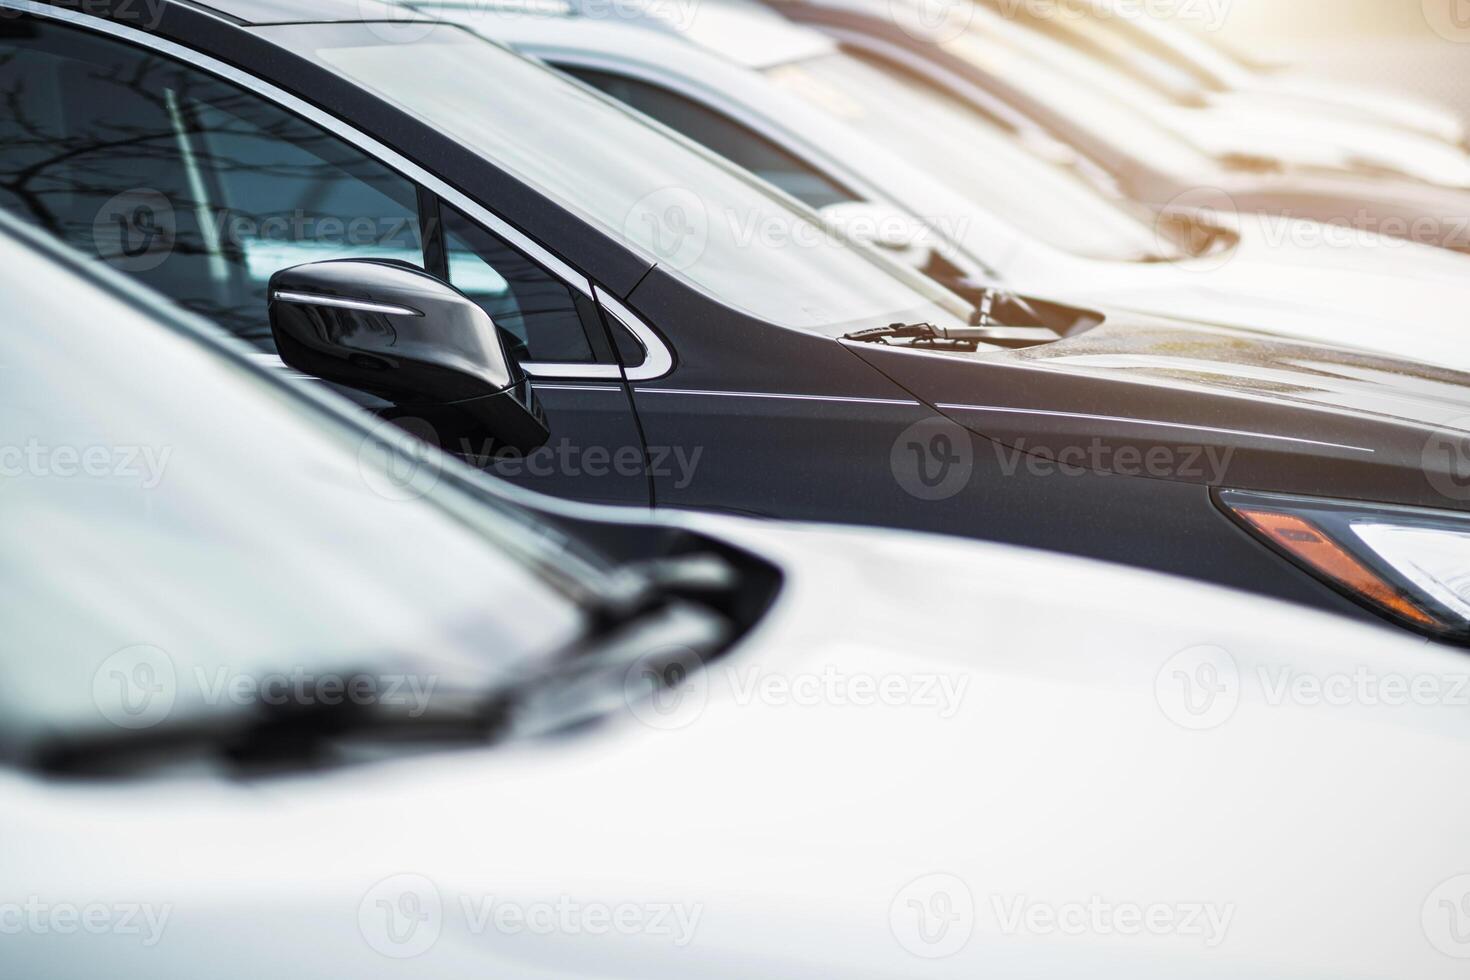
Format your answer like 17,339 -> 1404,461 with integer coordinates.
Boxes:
3,519 -> 1467,978
1153,99 -> 1470,190
997,211 -> 1470,372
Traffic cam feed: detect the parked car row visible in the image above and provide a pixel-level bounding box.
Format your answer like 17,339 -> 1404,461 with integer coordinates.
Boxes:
3,0 -> 1469,976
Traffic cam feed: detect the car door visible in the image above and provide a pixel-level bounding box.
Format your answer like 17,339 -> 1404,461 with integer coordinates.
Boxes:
0,14 -> 648,505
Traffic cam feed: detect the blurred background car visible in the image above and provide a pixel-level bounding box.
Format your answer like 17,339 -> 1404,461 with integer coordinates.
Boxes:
973,0 -> 1466,145
415,0 -> 1470,365
3,204 -> 1469,980
770,0 -> 1470,253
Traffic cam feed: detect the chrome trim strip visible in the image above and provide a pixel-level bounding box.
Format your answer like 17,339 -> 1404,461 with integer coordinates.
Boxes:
529,383 -> 624,393
596,286 -> 673,382
272,290 -> 421,316
521,362 -> 622,379
636,388 -> 920,407
935,404 -> 1377,454
5,0 -> 595,301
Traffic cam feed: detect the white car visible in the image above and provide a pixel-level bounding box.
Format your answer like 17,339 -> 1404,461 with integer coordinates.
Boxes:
1,188 -> 1468,979
426,0 -> 1470,370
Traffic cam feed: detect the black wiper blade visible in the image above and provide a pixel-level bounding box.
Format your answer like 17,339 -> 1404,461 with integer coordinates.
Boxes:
844,320 -> 1058,350
32,676 -> 511,778
843,321 -> 944,343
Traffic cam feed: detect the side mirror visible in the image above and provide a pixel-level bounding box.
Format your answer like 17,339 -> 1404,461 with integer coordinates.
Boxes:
268,259 -> 548,453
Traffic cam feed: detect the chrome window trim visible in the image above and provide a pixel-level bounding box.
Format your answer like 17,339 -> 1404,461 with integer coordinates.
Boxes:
4,0 -> 637,381
596,286 -> 673,382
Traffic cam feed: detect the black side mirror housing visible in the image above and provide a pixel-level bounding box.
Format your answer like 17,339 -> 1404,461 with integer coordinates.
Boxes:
268,259 -> 548,453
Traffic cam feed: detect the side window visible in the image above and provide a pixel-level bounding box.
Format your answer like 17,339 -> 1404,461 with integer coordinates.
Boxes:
0,18 -> 422,349
441,204 -> 594,364
564,66 -> 858,211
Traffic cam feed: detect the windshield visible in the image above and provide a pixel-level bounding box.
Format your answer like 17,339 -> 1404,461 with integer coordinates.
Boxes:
764,51 -> 1184,262
297,26 -> 971,334
992,0 -> 1211,102
0,224 -> 604,754
941,28 -> 1219,178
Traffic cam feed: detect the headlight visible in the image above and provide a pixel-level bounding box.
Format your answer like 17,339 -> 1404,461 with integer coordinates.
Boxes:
1217,489 -> 1470,641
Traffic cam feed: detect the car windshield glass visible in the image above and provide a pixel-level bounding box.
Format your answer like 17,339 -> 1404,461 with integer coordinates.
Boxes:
0,225 -> 607,751
1001,1 -> 1211,101
941,29 -> 1218,178
765,52 -> 1184,262
297,26 -> 971,334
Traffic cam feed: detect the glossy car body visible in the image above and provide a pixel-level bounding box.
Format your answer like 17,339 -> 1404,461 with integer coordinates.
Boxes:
431,0 -> 1470,370
968,0 -> 1470,185
4,205 -> 1470,980
8,0 -> 1470,647
991,0 -> 1467,146
770,0 -> 1470,253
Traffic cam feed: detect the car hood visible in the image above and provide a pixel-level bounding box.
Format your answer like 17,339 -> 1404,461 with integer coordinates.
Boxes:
1240,75 -> 1467,146
0,517 -> 1465,978
847,310 -> 1470,511
1023,209 -> 1470,371
1153,100 -> 1470,189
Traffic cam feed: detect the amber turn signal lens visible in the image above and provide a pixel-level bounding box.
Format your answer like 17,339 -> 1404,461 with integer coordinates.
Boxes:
1232,508 -> 1441,628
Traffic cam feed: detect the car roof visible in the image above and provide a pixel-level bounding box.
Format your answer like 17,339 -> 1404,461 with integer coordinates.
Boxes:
410,0 -> 833,69
178,0 -> 430,25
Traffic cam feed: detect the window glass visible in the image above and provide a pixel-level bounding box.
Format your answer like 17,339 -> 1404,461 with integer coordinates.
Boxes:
766,52 -> 1183,262
441,203 -> 593,363
308,29 -> 972,336
564,66 -> 858,211
0,19 -> 422,350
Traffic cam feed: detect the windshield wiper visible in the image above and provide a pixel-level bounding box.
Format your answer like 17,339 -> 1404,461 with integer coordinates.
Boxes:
844,320 -> 1059,350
